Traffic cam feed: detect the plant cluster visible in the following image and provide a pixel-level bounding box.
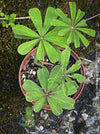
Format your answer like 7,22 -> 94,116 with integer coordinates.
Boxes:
12,2 -> 96,115
20,107 -> 34,127
23,47 -> 85,115
0,12 -> 16,28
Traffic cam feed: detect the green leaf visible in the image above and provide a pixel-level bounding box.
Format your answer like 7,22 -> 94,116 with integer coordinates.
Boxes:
69,2 -> 76,23
48,97 -> 63,116
43,40 -> 60,63
29,8 -> 42,35
14,34 -> 34,39
13,25 -> 39,38
75,30 -> 89,47
5,14 -> 10,20
62,80 -> 67,95
61,47 -> 70,71
37,68 -> 49,91
10,13 -> 16,19
36,41 -> 46,60
76,19 -> 87,27
58,27 -> 71,36
25,91 -> 43,102
22,80 -> 41,92
67,30 -> 73,44
51,19 -> 69,27
48,65 -> 62,90
76,28 -> 96,37
17,39 -> 39,55
44,30 -> 67,47
20,123 -> 28,127
25,107 -> 32,118
2,21 -> 7,27
73,31 -> 80,48
21,116 -> 26,122
52,84 -> 64,96
55,8 -> 69,23
0,12 -> 4,17
68,73 -> 85,83
65,77 -> 78,95
52,95 -> 75,110
9,19 -> 15,23
43,7 -> 57,34
75,9 -> 85,24
45,27 -> 63,35
8,22 -> 15,27
33,97 -> 45,112
66,60 -> 81,74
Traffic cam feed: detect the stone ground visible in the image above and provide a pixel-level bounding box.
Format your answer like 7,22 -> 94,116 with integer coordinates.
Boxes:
0,0 -> 100,134
20,42 -> 100,134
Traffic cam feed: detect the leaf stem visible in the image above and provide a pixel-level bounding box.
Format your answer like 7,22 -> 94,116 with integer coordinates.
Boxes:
0,13 -> 100,21
86,13 -> 100,21
80,57 -> 92,63
40,61 -> 54,66
0,16 -> 30,20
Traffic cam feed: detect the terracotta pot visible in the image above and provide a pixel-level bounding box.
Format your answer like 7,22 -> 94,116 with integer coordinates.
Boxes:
19,47 -> 85,110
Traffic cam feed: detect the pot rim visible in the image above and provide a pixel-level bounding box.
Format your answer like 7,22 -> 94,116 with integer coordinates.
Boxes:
19,46 -> 85,110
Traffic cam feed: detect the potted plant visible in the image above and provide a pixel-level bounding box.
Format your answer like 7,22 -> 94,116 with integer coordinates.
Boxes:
13,2 -> 96,116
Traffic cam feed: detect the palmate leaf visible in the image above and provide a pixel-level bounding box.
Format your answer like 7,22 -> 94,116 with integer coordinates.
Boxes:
52,95 -> 75,110
52,84 -> 65,96
45,27 -> 63,36
22,80 -> 41,92
65,77 -> 79,95
44,27 -> 67,47
48,65 -> 63,90
61,47 -> 70,71
29,8 -> 42,35
67,30 -> 74,44
43,40 -> 60,63
14,34 -> 34,39
33,97 -> 45,112
44,35 -> 67,48
75,9 -> 85,24
62,80 -> 67,95
48,97 -> 63,116
68,73 -> 85,83
73,31 -> 80,48
51,19 -> 69,27
36,41 -> 46,60
66,60 -> 81,74
75,30 -> 89,47
25,107 -> 32,118
58,27 -> 71,36
69,2 -> 76,23
76,19 -> 87,27
55,8 -> 69,24
43,7 -> 57,34
37,68 -> 49,91
17,39 -> 39,55
13,25 -> 39,38
76,28 -> 96,37
25,91 -> 43,102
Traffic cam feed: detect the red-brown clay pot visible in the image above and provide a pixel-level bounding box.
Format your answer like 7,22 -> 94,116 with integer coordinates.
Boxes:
19,47 -> 85,110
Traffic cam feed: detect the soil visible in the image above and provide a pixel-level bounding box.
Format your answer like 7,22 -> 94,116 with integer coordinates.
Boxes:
20,54 -> 80,89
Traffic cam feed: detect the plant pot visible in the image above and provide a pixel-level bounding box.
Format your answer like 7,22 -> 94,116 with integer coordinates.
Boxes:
19,47 -> 85,110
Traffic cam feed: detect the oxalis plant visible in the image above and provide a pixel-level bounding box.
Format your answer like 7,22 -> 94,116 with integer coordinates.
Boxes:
12,2 -> 96,116
0,12 -> 16,28
22,47 -> 85,116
